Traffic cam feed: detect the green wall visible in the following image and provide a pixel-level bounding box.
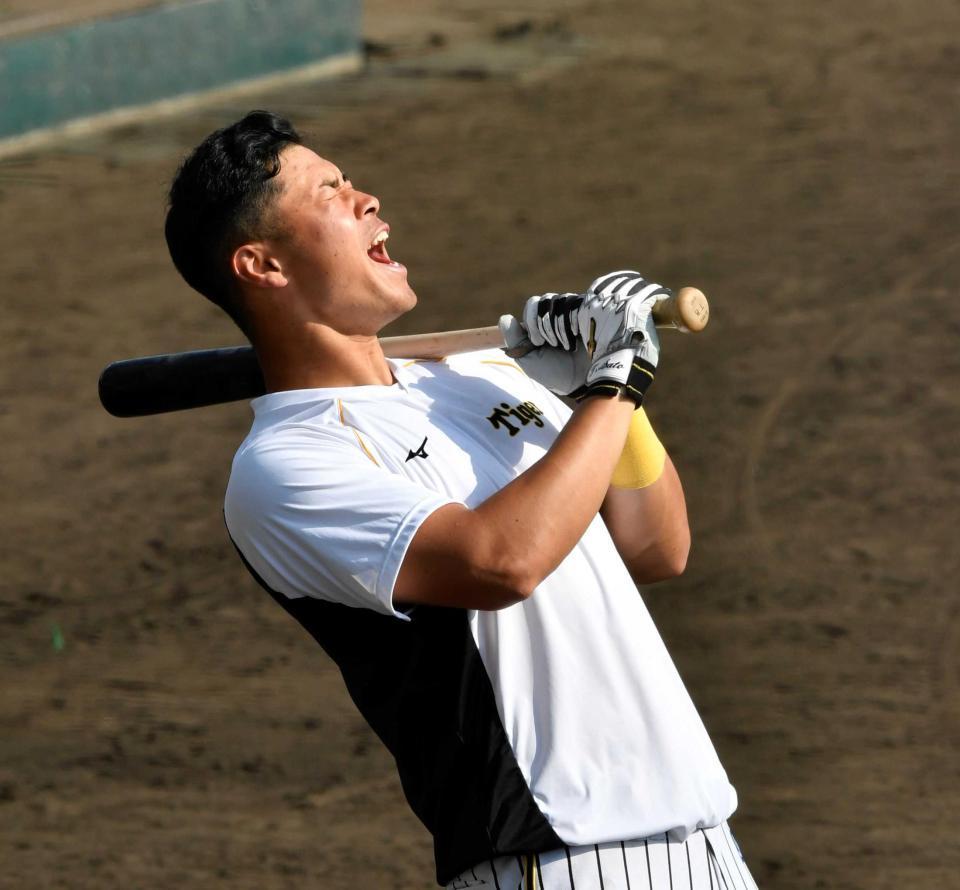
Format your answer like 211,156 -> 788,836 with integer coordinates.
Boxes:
0,0 -> 361,139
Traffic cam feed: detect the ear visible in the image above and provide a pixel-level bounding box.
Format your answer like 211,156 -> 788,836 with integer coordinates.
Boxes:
231,243 -> 288,289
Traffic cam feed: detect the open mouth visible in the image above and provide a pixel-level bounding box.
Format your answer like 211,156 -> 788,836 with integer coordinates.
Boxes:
367,228 -> 404,269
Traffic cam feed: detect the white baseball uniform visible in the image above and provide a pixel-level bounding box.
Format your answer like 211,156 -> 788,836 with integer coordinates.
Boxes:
224,349 -> 755,888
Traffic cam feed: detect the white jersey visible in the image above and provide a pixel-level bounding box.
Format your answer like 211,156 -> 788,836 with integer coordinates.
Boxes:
224,349 -> 737,884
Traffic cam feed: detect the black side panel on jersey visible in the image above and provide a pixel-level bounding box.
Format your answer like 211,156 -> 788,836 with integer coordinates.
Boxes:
231,542 -> 562,885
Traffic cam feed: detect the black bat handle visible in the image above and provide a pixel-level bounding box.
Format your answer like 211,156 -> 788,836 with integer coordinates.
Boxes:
98,346 -> 264,417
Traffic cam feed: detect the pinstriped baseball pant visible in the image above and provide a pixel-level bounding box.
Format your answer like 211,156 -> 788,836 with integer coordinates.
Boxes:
446,822 -> 759,890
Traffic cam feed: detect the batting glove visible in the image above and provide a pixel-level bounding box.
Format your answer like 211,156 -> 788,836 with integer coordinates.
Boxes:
576,271 -> 671,405
521,292 -> 584,351
498,314 -> 591,396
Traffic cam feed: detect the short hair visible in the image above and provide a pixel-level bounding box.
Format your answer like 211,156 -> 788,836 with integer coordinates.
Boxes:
164,110 -> 302,330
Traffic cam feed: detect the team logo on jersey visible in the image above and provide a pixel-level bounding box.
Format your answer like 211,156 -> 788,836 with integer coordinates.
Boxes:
405,436 -> 430,462
486,400 -> 544,437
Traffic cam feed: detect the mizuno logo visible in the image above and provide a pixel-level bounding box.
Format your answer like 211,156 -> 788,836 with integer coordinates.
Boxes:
405,436 -> 429,462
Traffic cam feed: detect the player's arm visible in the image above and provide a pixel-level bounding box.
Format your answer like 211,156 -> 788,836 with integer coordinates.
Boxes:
600,450 -> 690,584
547,396 -> 689,582
507,273 -> 689,583
395,273 -> 669,611
394,393 -> 635,611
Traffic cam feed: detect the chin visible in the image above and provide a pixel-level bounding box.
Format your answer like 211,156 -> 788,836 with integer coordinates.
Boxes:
373,287 -> 417,333
394,280 -> 418,313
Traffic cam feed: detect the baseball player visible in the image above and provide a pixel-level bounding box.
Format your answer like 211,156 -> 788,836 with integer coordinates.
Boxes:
164,111 -> 759,889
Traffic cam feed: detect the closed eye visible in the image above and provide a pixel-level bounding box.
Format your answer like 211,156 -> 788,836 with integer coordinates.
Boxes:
319,173 -> 351,193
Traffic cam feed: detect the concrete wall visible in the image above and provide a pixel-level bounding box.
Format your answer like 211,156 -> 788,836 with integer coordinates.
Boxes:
0,0 -> 361,143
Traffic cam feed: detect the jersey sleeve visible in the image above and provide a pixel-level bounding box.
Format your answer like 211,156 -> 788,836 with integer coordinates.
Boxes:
224,424 -> 458,620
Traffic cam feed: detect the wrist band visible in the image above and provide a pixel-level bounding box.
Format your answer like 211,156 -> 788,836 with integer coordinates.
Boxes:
574,354 -> 657,407
611,406 -> 666,489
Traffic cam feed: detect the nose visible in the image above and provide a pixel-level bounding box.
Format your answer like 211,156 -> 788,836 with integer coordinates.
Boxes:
356,189 -> 380,217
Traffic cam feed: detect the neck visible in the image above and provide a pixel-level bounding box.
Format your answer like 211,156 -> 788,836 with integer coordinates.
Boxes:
251,321 -> 395,391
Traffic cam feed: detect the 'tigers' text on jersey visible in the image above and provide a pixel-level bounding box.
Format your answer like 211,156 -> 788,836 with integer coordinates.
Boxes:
487,400 -> 545,437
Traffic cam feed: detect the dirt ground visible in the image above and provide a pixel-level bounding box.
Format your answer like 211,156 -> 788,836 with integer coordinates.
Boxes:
2,0 -> 959,887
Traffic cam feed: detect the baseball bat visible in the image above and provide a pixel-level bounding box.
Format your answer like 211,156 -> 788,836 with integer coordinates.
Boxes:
99,287 -> 708,417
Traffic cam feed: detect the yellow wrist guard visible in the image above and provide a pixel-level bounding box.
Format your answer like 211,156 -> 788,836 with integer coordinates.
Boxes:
611,407 -> 666,489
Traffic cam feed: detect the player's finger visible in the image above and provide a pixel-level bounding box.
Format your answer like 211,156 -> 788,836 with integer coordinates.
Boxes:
535,294 -> 562,347
498,314 -> 530,352
522,295 -> 550,347
552,293 -> 582,351
588,269 -> 643,298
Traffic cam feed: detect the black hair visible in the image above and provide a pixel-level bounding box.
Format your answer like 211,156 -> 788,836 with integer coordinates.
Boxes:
164,110 -> 303,330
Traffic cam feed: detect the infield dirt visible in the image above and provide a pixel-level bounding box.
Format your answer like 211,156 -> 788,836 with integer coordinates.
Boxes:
2,1 -> 959,888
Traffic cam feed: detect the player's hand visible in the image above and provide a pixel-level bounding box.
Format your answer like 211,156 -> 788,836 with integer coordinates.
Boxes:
577,271 -> 671,405
586,270 -> 671,305
498,314 -> 591,396
580,271 -> 671,361
520,292 -> 584,351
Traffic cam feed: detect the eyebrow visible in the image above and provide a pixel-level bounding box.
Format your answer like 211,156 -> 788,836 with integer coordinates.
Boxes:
319,172 -> 348,189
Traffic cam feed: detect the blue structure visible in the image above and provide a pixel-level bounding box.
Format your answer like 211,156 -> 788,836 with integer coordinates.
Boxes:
0,0 -> 361,142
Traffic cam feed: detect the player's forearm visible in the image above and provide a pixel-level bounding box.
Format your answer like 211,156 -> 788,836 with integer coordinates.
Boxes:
600,455 -> 690,583
471,394 -> 635,596
393,395 -> 635,610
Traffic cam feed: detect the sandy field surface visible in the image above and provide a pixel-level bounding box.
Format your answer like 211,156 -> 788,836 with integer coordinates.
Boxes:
2,0 -> 959,887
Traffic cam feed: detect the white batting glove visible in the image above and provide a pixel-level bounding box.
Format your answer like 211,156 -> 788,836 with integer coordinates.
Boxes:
577,271 -> 671,405
587,270 -> 671,305
520,292 -> 584,351
498,314 -> 591,396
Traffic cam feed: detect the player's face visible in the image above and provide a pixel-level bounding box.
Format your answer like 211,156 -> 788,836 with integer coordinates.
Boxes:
268,145 -> 416,334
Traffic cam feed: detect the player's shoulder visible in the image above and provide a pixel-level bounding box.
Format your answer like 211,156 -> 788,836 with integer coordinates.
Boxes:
390,349 -> 529,397
230,394 -> 358,481
444,348 -> 571,422
441,347 -> 528,381
226,406 -> 372,529
425,349 -> 530,392
391,346 -> 519,371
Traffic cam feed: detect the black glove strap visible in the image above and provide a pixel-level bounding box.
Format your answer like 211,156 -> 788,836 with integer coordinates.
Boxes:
573,356 -> 656,407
